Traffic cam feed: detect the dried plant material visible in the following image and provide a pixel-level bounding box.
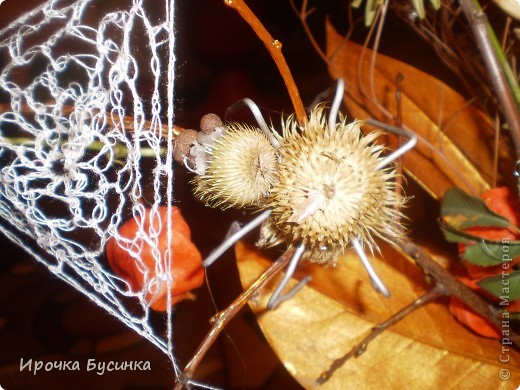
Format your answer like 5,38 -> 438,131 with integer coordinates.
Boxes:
106,206 -> 204,311
200,113 -> 223,134
193,103 -> 409,269
236,241 -> 520,388
441,187 -> 520,266
193,123 -> 279,209
326,21 -> 496,199
174,129 -> 198,165
258,106 -> 405,264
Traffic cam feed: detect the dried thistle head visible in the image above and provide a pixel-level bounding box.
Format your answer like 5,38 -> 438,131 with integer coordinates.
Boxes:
193,122 -> 279,209
189,104 -> 409,266
258,105 -> 406,264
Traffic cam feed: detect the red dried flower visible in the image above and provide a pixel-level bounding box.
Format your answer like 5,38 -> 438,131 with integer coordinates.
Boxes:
106,206 -> 204,311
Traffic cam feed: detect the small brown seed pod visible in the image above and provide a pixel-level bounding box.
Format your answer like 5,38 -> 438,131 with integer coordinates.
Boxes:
173,129 -> 198,165
200,113 -> 223,135
193,123 -> 278,209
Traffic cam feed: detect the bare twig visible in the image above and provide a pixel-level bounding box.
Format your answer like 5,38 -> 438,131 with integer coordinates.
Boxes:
0,103 -> 182,137
399,239 -> 520,346
289,0 -> 329,64
223,0 -> 307,126
317,237 -> 520,384
175,250 -> 290,389
457,0 -> 520,162
289,1 -> 360,69
367,0 -> 390,105
392,73 -> 405,217
317,286 -> 445,385
493,114 -> 501,187
394,2 -> 493,105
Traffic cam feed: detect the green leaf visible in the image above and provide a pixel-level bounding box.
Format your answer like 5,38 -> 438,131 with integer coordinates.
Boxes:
463,242 -> 520,266
441,226 -> 474,244
441,187 -> 510,229
441,220 -> 520,245
478,271 -> 520,301
441,220 -> 520,265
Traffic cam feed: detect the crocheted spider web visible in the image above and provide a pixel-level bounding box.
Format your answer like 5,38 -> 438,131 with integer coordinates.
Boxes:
0,0 -> 183,381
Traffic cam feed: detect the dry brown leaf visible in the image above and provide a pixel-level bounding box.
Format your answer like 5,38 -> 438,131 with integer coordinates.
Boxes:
326,21 -> 495,199
236,241 -> 520,389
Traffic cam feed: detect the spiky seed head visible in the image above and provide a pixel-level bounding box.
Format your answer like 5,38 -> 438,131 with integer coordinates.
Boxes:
193,123 -> 279,209
259,105 -> 406,264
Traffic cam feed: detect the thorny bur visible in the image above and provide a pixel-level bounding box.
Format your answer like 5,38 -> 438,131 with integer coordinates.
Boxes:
175,79 -> 417,308
177,104 -> 407,266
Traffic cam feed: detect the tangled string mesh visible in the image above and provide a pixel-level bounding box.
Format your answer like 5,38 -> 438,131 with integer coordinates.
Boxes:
0,0 -> 181,377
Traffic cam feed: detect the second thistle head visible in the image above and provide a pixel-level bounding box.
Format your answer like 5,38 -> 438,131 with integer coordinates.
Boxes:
190,115 -> 279,209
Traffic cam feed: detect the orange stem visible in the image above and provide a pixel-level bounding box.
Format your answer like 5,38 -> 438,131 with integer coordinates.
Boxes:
224,0 -> 307,126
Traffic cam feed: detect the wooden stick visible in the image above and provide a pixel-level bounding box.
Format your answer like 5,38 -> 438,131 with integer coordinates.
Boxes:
457,0 -> 520,164
0,103 -> 183,137
400,239 -> 520,346
318,286 -> 445,384
175,250 -> 290,389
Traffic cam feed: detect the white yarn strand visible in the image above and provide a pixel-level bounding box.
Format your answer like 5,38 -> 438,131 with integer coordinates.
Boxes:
165,0 -> 178,376
0,0 -> 181,382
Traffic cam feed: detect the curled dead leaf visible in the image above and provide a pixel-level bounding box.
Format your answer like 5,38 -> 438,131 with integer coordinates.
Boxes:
325,21 -> 509,199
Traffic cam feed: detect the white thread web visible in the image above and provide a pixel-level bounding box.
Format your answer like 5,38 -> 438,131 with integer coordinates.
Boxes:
0,0 -> 182,381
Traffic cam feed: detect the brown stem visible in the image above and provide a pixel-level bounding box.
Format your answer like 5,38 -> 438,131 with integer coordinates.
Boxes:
174,251 -> 290,389
317,286 -> 445,385
399,239 -> 520,346
393,73 -> 405,208
493,114 -> 500,187
457,0 -> 520,162
0,103 -> 182,137
289,0 -> 329,64
223,0 -> 307,126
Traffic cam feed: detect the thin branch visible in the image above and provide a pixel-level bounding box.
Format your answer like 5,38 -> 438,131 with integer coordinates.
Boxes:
317,239 -> 520,384
175,250 -> 290,389
392,73 -> 405,214
367,0 -> 390,105
289,0 -> 329,64
457,0 -> 520,163
223,0 -> 307,126
317,286 -> 445,385
493,114 -> 500,187
0,103 -> 182,137
399,239 -> 520,346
